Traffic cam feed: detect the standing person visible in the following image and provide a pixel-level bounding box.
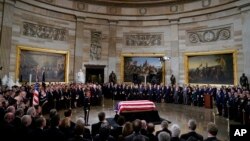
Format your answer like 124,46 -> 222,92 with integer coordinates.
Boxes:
240,73 -> 249,90
83,88 -> 91,126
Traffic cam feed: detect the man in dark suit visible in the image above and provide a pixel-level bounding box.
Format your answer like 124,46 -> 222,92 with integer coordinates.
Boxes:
110,116 -> 125,140
124,119 -> 149,141
64,109 -> 76,130
91,111 -> 106,137
44,114 -> 65,141
204,122 -> 220,141
180,119 -> 203,141
146,123 -> 158,141
156,120 -> 172,137
29,116 -> 46,141
75,117 -> 92,141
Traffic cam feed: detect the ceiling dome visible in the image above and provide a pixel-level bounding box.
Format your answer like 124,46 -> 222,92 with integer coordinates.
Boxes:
77,0 -> 200,7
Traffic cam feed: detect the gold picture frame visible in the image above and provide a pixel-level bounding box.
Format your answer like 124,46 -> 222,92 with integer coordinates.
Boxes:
16,46 -> 69,83
121,53 -> 165,84
184,50 -> 238,85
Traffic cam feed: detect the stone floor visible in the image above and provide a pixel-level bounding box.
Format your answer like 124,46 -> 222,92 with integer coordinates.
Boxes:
58,98 -> 235,141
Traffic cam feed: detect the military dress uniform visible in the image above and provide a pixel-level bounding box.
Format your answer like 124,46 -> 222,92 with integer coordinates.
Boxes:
83,93 -> 91,125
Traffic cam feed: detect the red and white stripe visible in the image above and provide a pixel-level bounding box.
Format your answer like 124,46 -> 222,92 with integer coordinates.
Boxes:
33,89 -> 39,106
117,100 -> 156,114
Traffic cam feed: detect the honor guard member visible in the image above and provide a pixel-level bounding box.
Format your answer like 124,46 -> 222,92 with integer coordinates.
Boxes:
83,89 -> 91,126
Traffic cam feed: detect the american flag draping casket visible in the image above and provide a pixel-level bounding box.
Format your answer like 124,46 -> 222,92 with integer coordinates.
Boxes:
117,100 -> 156,114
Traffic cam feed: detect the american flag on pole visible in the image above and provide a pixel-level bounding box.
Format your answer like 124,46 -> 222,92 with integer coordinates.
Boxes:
32,82 -> 39,106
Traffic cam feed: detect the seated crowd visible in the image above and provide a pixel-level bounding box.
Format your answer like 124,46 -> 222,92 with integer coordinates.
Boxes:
0,104 -> 220,141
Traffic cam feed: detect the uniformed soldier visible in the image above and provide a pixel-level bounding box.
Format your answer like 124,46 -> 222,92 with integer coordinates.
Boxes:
83,88 -> 91,126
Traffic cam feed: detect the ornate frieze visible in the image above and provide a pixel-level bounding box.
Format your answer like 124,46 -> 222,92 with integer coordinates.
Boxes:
202,0 -> 211,8
77,2 -> 87,11
23,22 -> 67,41
139,8 -> 147,15
90,31 -> 102,60
124,33 -> 163,46
187,26 -> 231,44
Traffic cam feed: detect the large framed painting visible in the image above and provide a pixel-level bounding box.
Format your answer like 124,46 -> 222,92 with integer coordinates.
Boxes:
16,46 -> 69,83
184,50 -> 237,85
121,54 -> 165,84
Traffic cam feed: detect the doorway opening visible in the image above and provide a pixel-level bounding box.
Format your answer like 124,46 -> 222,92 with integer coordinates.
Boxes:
85,65 -> 105,84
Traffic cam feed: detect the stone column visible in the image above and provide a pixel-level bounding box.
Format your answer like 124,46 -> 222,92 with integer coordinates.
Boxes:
241,5 -> 250,79
169,20 -> 180,85
74,17 -> 85,82
0,0 -> 14,78
108,20 -> 118,82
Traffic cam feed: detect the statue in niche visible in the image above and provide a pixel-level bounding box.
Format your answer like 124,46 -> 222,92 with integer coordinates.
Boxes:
77,69 -> 85,83
109,71 -> 117,83
170,74 -> 176,86
240,73 -> 249,89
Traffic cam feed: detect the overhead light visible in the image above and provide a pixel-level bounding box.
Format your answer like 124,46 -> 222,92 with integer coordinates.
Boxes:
163,56 -> 171,61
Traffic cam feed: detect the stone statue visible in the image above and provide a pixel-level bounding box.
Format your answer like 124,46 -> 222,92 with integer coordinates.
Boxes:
77,69 -> 84,83
240,73 -> 249,89
109,71 -> 117,83
15,79 -> 21,87
7,76 -> 15,89
170,74 -> 176,86
2,75 -> 8,86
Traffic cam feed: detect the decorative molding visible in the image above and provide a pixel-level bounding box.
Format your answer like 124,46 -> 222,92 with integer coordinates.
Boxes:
139,8 -> 147,15
108,7 -> 118,14
90,31 -> 102,60
45,0 -> 53,3
202,0 -> 211,8
77,2 -> 86,11
124,33 -> 163,47
170,5 -> 178,12
22,22 -> 67,41
187,26 -> 231,44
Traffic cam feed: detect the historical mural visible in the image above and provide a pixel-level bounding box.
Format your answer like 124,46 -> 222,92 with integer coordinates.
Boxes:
186,52 -> 236,84
123,56 -> 164,84
16,46 -> 69,82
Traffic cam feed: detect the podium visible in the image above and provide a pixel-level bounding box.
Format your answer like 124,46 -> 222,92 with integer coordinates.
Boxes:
204,94 -> 213,109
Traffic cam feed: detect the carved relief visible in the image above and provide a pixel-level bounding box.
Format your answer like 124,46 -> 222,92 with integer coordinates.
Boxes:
90,31 -> 102,60
77,2 -> 86,11
170,5 -> 178,12
139,8 -> 147,15
23,22 -> 67,41
108,7 -> 118,14
38,0 -> 54,4
187,26 -> 231,44
202,0 -> 211,8
45,0 -> 54,3
124,33 -> 162,46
